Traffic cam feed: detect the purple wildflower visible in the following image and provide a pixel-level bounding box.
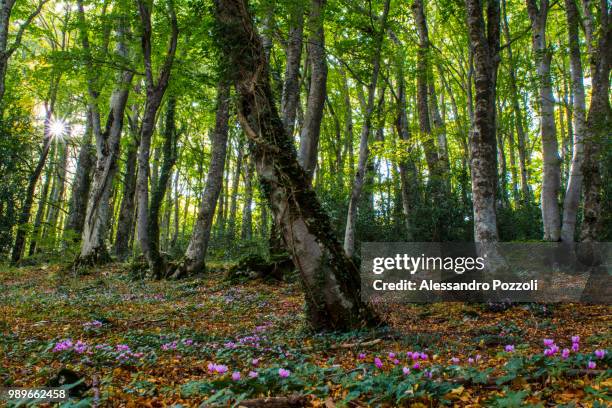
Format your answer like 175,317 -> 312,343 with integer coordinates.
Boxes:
420,352 -> 428,360
412,362 -> 420,370
544,348 -> 554,357
451,357 -> 460,364
543,339 -> 554,347
424,370 -> 433,379
358,353 -> 366,360
53,339 -> 73,352
183,339 -> 193,346
595,349 -> 606,359
402,367 -> 410,375
374,357 -> 383,369
388,352 -> 396,359
504,345 -> 515,352
248,371 -> 258,378
116,344 -> 130,352
232,372 -> 241,381
561,348 -> 570,359
468,358 -> 474,364
571,335 -> 580,343
278,368 -> 291,378
571,342 -> 580,352
392,359 -> 400,365
587,361 -> 596,370
74,340 -> 87,354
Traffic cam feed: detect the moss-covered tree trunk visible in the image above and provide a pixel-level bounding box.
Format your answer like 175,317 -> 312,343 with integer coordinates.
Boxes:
215,0 -> 379,331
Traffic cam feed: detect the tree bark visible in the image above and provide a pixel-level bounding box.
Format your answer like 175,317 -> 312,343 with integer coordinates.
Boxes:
227,137 -> 244,241
280,4 -> 304,137
343,0 -> 390,258
64,110 -> 94,239
43,140 -> 68,247
465,0 -> 501,243
526,0 -> 561,241
135,0 -> 178,278
501,0 -> 531,202
580,0 -> 610,242
298,0 -> 327,182
76,18 -> 134,267
241,155 -> 254,240
177,82 -> 230,276
215,0 -> 379,330
560,0 -> 587,243
113,113 -> 140,261
28,143 -> 55,256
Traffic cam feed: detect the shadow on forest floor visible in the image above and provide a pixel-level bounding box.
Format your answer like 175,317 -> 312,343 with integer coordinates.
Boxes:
0,263 -> 610,407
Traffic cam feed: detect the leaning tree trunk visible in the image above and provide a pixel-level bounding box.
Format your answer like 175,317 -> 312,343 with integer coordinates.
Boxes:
343,0 -> 390,258
175,82 -> 230,277
240,156 -> 254,240
465,0 -> 501,243
280,4 -> 303,137
580,0 -> 610,242
298,0 -> 327,181
215,0 -> 379,331
64,110 -> 94,240
526,0 -> 561,241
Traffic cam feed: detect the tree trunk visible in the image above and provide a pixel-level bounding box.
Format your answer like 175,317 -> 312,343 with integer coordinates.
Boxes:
343,0 -> 390,257
412,0 -> 440,179
298,0 -> 327,181
28,143 -> 55,256
227,138 -> 244,241
43,140 -> 68,248
280,5 -> 303,137
11,78 -> 59,263
241,156 -> 254,240
114,132 -> 139,260
580,0 -> 610,242
501,0 -> 531,202
560,0 -> 587,243
135,0 -> 178,278
76,20 -> 134,267
64,110 -> 94,240
526,0 -> 561,241
465,0 -> 501,243
145,95 -> 179,275
177,82 -> 230,276
215,0 -> 379,330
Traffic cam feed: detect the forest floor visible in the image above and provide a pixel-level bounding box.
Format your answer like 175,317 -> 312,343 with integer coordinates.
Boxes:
1,263 -> 611,407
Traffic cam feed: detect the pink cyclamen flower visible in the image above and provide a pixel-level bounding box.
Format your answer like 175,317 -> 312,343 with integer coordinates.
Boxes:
412,362 -> 420,370
74,341 -> 87,354
278,368 -> 291,378
116,344 -> 130,352
475,354 -> 482,361
571,342 -> 580,352
232,372 -> 241,381
388,352 -> 396,359
248,371 -> 258,378
53,339 -> 73,352
550,345 -> 559,354
215,364 -> 228,374
595,349 -> 606,359
358,353 -> 366,360
392,359 -> 400,365
587,361 -> 596,370
561,349 -> 570,359
451,357 -> 460,364
402,367 -> 410,375
424,370 -> 432,379
252,358 -> 260,366
543,339 -> 555,347
571,335 -> 580,343
504,345 -> 515,352
374,357 -> 383,369
183,339 -> 193,346
468,358 -> 474,364
544,348 -> 555,357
